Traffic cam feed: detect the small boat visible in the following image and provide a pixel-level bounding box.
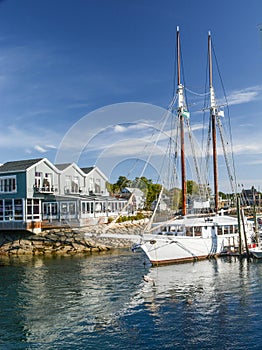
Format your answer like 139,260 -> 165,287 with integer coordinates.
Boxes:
249,245 -> 262,259
136,28 -> 255,265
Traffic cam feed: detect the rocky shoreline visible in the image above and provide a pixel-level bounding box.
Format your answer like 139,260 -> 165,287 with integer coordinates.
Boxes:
0,221 -> 145,256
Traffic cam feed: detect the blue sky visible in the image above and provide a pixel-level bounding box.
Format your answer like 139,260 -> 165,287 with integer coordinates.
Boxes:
0,0 -> 261,192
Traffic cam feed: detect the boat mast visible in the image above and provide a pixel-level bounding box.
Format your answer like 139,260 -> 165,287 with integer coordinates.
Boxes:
208,31 -> 219,213
177,27 -> 187,216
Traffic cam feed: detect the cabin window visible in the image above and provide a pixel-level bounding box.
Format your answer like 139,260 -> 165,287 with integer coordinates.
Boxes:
217,226 -> 223,235
0,176 -> 17,193
194,226 -> 201,236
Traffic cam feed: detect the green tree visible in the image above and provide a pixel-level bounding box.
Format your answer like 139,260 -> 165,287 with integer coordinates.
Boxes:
219,191 -> 227,199
145,183 -> 162,210
186,180 -> 199,195
111,176 -> 131,193
108,176 -> 162,210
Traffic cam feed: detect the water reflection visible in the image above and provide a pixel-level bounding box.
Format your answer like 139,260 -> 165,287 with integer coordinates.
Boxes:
2,252 -> 262,349
1,251 -> 148,347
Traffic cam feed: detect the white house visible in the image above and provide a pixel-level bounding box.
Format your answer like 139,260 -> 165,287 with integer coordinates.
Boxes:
121,187 -> 146,212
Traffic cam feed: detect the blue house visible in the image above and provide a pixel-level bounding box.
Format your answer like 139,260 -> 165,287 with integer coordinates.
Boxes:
0,158 -> 60,233
0,158 -> 128,232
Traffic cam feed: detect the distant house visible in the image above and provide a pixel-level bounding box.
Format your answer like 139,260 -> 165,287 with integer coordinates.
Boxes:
121,187 -> 146,212
241,186 -> 260,206
0,158 -> 127,233
151,198 -> 168,212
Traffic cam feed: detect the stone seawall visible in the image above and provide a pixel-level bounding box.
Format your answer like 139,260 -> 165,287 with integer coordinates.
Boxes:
0,221 -> 145,256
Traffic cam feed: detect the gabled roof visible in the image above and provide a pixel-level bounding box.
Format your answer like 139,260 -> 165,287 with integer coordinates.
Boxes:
81,166 -> 94,174
0,158 -> 61,174
123,187 -> 145,196
55,163 -> 72,171
81,166 -> 108,181
55,162 -> 86,176
0,158 -> 44,173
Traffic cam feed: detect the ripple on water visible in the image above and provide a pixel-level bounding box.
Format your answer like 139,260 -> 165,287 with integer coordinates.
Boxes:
1,253 -> 262,349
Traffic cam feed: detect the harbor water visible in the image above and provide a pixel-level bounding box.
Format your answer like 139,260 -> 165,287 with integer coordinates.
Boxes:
1,249 -> 262,350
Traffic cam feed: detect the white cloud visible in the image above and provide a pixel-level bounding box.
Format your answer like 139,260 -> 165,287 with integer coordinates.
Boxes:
226,86 -> 262,106
233,143 -> 262,154
46,144 -> 57,150
114,125 -> 126,133
34,145 -> 47,153
0,125 -> 60,157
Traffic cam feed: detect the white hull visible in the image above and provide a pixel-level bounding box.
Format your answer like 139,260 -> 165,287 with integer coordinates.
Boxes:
140,234 -> 239,265
139,215 -> 254,265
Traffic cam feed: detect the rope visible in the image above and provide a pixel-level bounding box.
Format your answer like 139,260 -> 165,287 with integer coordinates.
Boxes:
185,87 -> 210,97
211,40 -> 238,195
216,117 -> 236,193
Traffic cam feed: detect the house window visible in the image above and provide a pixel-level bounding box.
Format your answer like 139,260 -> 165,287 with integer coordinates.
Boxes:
89,178 -> 94,194
5,199 -> 13,220
60,202 -> 77,219
43,202 -> 58,219
35,172 -> 42,188
27,199 -> 40,220
95,179 -> 101,193
43,173 -> 52,191
71,176 -> 79,193
65,176 -> 71,193
81,201 -> 93,214
0,200 -> 3,221
14,199 -> 23,220
82,202 -> 94,214
82,202 -> 87,213
0,176 -> 17,193
0,199 -> 24,221
69,202 -> 76,215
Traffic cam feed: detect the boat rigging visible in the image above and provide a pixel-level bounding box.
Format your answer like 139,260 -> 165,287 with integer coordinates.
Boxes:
135,28 -> 255,265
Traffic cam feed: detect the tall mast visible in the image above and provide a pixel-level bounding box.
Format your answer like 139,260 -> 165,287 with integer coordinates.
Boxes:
208,31 -> 219,213
177,27 -> 187,216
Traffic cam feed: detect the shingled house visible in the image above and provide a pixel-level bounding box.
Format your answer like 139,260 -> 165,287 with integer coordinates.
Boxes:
0,158 -> 127,233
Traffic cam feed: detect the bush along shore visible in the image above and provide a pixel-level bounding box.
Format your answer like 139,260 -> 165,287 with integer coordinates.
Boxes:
0,221 -> 146,256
